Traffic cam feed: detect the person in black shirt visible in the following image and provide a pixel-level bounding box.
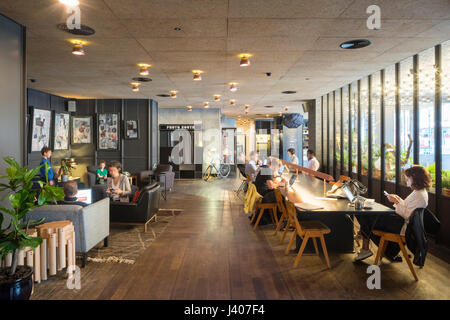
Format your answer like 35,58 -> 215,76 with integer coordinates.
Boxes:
252,157 -> 286,224
57,181 -> 88,207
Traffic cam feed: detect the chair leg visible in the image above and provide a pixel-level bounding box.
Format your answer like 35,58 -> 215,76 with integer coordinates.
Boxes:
374,237 -> 386,265
294,235 -> 310,267
398,241 -> 419,281
274,213 -> 286,236
280,218 -> 291,244
250,210 -> 257,223
285,231 -> 297,255
312,237 -> 319,256
319,235 -> 331,269
253,208 -> 264,230
81,253 -> 87,268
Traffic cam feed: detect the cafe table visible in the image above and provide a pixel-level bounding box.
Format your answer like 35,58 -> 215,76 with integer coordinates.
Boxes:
279,172 -> 394,253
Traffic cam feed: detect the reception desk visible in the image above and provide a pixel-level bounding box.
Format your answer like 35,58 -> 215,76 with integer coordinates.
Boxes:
280,172 -> 394,253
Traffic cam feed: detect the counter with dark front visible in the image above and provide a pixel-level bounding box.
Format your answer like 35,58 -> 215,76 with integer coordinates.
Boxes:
280,172 -> 394,253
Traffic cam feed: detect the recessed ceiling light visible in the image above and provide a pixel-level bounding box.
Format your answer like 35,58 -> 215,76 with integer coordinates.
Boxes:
170,90 -> 178,98
138,63 -> 151,76
71,41 -> 85,56
192,70 -> 203,81
204,102 -> 209,108
244,105 -> 249,110
130,82 -> 141,92
230,99 -> 236,106
174,27 -> 182,31
229,83 -> 238,92
284,107 -> 289,112
340,39 -> 371,49
59,0 -> 79,7
187,106 -> 192,111
214,95 -> 221,101
282,91 -> 296,94
238,53 -> 252,67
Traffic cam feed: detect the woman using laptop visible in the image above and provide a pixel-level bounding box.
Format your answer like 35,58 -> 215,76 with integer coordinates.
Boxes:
355,165 -> 431,262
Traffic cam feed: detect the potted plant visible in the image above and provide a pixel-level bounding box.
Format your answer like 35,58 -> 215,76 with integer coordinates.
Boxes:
60,159 -> 72,182
0,157 -> 64,300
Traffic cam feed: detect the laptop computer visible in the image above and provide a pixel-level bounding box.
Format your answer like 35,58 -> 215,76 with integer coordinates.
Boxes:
76,189 -> 92,205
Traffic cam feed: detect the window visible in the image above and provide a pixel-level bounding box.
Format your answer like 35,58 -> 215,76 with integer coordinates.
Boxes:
399,57 -> 414,185
335,89 -> 342,174
350,81 -> 358,174
343,85 -> 349,172
360,77 -> 369,175
441,40 -> 450,195
384,65 -> 396,182
418,47 -> 436,189
371,72 -> 382,179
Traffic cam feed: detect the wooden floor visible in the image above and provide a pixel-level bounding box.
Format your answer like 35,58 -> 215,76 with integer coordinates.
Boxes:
32,177 -> 450,300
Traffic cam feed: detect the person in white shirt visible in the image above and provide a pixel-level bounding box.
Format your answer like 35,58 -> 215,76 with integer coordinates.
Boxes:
354,165 -> 431,262
287,148 -> 299,165
306,149 -> 320,171
245,151 -> 260,182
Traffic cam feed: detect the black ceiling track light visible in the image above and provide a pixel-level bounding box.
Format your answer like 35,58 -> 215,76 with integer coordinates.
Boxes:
57,23 -> 96,36
156,94 -> 171,97
264,105 -> 274,108
132,77 -> 152,82
340,39 -> 371,49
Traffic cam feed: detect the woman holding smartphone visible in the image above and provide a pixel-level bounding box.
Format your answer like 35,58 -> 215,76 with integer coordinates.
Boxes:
106,161 -> 132,202
354,165 -> 431,262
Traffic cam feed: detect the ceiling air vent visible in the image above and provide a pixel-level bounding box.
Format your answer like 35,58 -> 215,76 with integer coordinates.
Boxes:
132,77 -> 152,82
282,90 -> 297,94
57,23 -> 96,36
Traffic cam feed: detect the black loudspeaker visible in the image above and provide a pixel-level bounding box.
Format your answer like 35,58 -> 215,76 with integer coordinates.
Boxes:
282,113 -> 304,128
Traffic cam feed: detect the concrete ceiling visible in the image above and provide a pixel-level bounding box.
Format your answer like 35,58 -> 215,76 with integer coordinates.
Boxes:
0,0 -> 449,117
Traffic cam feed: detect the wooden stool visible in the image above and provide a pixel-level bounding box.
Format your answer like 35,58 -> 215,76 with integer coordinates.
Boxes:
36,221 -> 75,280
251,200 -> 278,231
372,230 -> 418,281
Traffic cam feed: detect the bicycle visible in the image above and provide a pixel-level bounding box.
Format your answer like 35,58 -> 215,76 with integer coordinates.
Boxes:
202,159 -> 231,181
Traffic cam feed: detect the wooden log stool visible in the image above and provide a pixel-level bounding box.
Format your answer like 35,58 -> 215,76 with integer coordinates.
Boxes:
36,221 -> 76,280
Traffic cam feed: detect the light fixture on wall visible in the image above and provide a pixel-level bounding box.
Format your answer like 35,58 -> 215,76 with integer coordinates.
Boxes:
204,102 -> 209,108
229,83 -> 238,92
192,70 -> 203,81
170,90 -> 178,98
230,99 -> 236,106
187,105 -> 193,111
238,53 -> 252,67
71,40 -> 85,56
59,0 -> 79,6
138,63 -> 151,76
214,95 -> 221,101
131,82 -> 141,92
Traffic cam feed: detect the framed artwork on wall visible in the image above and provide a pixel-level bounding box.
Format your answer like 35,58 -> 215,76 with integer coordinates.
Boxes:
30,108 -> 52,152
72,116 -> 92,144
54,112 -> 70,150
124,120 -> 139,139
98,113 -> 120,150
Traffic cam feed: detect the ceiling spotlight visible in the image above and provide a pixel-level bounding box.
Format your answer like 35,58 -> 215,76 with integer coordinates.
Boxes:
229,83 -> 238,92
187,106 -> 192,111
230,99 -> 236,106
138,63 -> 151,76
192,70 -> 203,81
244,105 -> 249,110
278,111 -> 282,116
59,0 -> 79,6
204,102 -> 209,108
214,95 -> 221,102
245,111 -> 249,115
130,82 -> 141,92
265,114 -> 269,118
238,53 -> 252,67
71,40 -> 85,55
284,107 -> 289,112
170,90 -> 178,98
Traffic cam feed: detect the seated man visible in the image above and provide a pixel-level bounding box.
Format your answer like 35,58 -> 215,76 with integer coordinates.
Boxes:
252,157 -> 286,224
57,180 -> 88,207
245,151 -> 260,182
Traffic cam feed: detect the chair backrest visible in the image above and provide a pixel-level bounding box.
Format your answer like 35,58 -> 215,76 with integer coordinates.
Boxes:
285,200 -> 304,236
237,164 -> 246,177
156,164 -> 172,174
274,189 -> 286,215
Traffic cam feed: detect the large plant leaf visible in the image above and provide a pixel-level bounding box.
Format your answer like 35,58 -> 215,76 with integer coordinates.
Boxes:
19,236 -> 42,249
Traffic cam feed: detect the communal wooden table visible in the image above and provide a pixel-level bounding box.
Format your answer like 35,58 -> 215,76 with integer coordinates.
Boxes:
279,173 -> 394,253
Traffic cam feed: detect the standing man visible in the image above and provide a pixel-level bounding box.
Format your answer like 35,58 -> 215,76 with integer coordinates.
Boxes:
40,147 -> 59,185
306,149 -> 320,171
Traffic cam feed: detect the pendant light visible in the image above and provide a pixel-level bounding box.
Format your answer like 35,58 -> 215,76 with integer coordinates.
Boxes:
192,70 -> 203,81
138,64 -> 151,76
170,90 -> 178,99
131,82 -> 141,92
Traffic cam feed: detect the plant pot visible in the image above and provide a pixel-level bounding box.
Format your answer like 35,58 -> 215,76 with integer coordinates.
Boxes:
62,174 -> 69,182
0,266 -> 34,300
443,188 -> 450,197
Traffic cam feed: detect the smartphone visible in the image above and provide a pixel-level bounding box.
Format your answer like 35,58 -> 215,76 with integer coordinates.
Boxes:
383,190 -> 389,197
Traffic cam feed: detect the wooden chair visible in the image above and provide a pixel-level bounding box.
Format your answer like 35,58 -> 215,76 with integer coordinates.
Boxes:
273,189 -> 290,243
250,198 -> 278,231
372,230 -> 418,281
284,201 -> 331,268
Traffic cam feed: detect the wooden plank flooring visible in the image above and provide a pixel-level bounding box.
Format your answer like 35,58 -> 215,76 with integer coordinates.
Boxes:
32,177 -> 450,300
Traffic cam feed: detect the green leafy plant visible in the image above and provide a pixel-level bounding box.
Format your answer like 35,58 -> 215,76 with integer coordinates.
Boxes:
0,157 -> 64,276
60,159 -> 72,176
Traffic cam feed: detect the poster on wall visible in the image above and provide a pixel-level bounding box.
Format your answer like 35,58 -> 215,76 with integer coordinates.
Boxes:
54,112 -> 70,150
125,120 -> 139,139
72,116 -> 92,144
30,108 -> 52,152
98,113 -> 120,150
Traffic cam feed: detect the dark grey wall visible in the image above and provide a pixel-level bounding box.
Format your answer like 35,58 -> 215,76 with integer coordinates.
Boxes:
0,14 -> 25,228
26,89 -> 159,183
